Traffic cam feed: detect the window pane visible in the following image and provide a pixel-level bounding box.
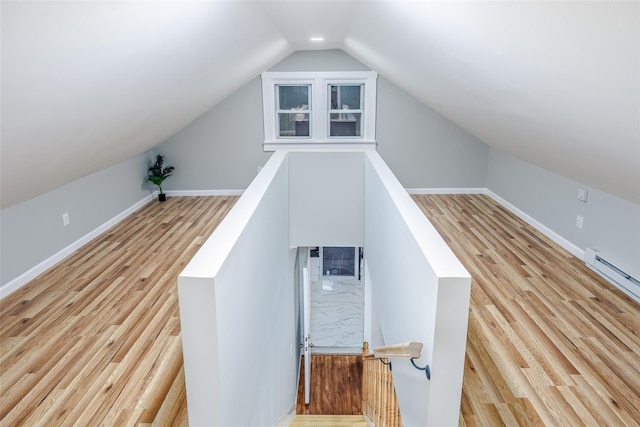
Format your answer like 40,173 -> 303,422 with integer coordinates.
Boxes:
278,112 -> 309,137
323,247 -> 356,276
329,85 -> 363,137
277,84 -> 310,137
330,113 -> 361,137
278,85 -> 310,110
329,85 -> 362,110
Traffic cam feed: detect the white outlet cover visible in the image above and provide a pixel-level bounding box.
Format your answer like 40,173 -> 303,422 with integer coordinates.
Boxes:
578,187 -> 588,202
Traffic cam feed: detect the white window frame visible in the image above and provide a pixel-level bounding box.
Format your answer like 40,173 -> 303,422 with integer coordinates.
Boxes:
261,71 -> 377,151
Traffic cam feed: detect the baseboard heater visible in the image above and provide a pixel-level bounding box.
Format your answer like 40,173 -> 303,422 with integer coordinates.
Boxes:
585,248 -> 640,299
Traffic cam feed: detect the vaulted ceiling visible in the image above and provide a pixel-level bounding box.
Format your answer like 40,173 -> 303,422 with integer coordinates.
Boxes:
2,1 -> 638,208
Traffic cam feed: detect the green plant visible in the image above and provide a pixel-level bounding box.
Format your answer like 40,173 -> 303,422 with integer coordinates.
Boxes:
147,154 -> 174,195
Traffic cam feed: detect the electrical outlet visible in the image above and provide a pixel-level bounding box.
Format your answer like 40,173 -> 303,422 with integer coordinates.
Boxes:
62,212 -> 70,226
577,187 -> 588,202
576,215 -> 584,229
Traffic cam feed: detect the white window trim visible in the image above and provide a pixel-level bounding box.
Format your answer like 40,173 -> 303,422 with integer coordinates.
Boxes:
261,71 -> 378,151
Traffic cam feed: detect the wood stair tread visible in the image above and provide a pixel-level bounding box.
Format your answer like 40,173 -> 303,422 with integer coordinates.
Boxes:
290,414 -> 368,426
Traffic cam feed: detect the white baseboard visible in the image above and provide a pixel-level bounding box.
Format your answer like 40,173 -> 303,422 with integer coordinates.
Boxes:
406,188 -> 485,195
164,189 -> 244,197
483,189 -> 584,259
0,194 -> 154,300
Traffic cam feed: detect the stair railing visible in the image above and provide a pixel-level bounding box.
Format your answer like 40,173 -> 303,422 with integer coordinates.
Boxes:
362,342 -> 402,427
362,341 -> 428,427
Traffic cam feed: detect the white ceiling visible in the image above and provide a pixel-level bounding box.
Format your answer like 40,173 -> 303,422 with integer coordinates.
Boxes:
1,1 -> 638,208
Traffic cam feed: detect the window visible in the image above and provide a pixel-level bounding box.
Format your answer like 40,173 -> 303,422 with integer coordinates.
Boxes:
261,71 -> 377,150
328,84 -> 363,138
322,247 -> 357,277
277,84 -> 310,138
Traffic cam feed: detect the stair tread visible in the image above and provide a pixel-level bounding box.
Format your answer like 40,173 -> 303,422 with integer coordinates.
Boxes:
290,414 -> 368,426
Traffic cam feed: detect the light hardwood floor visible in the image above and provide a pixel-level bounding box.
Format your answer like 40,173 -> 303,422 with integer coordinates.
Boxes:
296,355 -> 363,416
0,196 -> 237,426
1,194 -> 639,426
412,194 -> 640,426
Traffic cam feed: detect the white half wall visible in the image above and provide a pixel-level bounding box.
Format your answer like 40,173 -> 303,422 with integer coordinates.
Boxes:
178,151 -> 297,426
180,149 -> 472,426
363,151 -> 471,427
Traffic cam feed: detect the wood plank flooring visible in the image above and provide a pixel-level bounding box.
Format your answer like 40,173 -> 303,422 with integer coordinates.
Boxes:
412,194 -> 640,427
289,415 -> 368,426
0,196 -> 237,426
2,194 -> 639,426
296,355 -> 363,416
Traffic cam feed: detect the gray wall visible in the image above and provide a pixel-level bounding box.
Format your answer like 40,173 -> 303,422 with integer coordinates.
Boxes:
487,148 -> 640,276
268,49 -> 369,72
1,153 -> 152,286
289,151 -> 365,247
376,77 -> 489,188
157,49 -> 489,191
156,77 -> 271,192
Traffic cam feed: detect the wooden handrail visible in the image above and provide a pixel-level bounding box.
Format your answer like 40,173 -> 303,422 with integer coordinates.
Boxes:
373,342 -> 423,359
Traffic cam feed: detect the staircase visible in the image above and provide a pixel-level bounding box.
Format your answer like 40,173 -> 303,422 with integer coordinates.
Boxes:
289,415 -> 369,426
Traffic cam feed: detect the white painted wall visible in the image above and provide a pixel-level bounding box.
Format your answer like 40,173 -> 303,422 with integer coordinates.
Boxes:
179,151 -> 297,426
288,151 -> 365,247
363,151 -> 471,427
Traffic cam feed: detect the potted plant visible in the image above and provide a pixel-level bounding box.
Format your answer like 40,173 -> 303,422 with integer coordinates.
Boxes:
147,154 -> 174,202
